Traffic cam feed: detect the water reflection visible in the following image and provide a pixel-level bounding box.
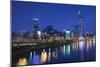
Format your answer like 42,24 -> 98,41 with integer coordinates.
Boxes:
79,41 -> 84,50
40,49 -> 47,64
72,40 -> 95,52
29,52 -> 33,62
72,42 -> 79,52
16,39 -> 95,65
62,45 -> 71,56
47,48 -> 51,62
52,48 -> 58,59
67,45 -> 71,55
17,57 -> 28,66
30,51 -> 40,64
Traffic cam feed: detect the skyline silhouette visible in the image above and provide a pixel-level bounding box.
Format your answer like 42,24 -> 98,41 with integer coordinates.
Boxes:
12,1 -> 96,34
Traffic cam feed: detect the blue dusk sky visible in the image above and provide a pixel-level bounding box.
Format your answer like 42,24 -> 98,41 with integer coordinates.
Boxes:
12,1 -> 96,34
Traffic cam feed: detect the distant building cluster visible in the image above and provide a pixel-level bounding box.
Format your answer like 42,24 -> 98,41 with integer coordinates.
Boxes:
12,11 -> 95,42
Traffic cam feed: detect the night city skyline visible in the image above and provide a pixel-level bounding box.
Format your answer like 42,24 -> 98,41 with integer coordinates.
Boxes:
12,1 -> 96,66
12,1 -> 96,34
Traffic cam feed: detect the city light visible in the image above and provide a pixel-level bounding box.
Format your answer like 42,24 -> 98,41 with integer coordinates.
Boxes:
31,53 -> 40,64
48,48 -> 51,61
64,30 -> 71,39
32,18 -> 39,21
65,30 -> 70,33
37,31 -> 41,40
12,2 -> 96,65
17,57 -> 28,66
29,52 -> 33,62
37,31 -> 41,36
40,49 -> 47,63
79,41 -> 84,50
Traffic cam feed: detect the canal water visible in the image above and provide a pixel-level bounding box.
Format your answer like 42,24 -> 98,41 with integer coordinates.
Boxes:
13,40 -> 96,66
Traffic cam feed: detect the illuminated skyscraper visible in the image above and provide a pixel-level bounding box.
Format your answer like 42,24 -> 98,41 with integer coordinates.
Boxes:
32,18 -> 39,39
32,18 -> 39,32
78,11 -> 84,36
64,29 -> 71,39
72,25 -> 80,38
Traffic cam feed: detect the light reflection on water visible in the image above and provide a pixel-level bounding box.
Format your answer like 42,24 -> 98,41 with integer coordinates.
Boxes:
17,40 -> 96,65
48,48 -> 51,62
62,44 -> 71,56
79,41 -> 84,50
17,57 -> 28,66
40,49 -> 47,64
30,51 -> 40,64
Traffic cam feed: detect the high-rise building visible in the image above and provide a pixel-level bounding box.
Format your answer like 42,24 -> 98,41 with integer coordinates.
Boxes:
72,25 -> 80,38
78,11 -> 84,36
64,29 -> 71,40
32,18 -> 39,32
32,18 -> 39,39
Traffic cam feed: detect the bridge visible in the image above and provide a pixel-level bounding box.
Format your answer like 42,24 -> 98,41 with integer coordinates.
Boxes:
12,36 -> 95,47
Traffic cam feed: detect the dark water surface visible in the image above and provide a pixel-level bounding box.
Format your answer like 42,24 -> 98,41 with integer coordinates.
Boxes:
12,40 -> 96,66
